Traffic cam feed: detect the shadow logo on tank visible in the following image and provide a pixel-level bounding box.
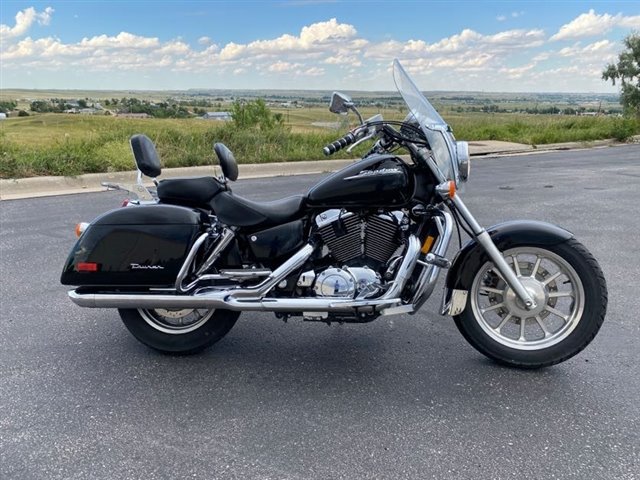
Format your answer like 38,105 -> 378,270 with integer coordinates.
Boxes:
343,168 -> 403,181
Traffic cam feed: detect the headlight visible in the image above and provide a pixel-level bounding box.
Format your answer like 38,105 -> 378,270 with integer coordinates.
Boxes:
456,141 -> 470,182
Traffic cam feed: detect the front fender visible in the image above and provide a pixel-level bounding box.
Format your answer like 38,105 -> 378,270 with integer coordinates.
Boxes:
442,220 -> 573,313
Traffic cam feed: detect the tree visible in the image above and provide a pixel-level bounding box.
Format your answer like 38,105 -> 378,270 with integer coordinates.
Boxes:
0,100 -> 17,113
230,99 -> 284,130
602,33 -> 640,116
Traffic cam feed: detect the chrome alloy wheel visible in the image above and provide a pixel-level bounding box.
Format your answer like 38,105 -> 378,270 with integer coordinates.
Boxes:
470,247 -> 585,351
138,308 -> 216,335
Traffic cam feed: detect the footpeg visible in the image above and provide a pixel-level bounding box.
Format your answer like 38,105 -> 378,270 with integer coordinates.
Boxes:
420,253 -> 451,269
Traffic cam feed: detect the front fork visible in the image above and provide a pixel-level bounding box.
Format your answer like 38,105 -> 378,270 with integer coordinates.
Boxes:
440,184 -> 537,312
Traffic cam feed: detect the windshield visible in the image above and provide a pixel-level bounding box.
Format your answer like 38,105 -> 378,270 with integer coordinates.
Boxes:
392,59 -> 458,183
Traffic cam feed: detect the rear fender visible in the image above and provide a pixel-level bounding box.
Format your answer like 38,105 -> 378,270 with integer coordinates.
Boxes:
442,220 -> 574,315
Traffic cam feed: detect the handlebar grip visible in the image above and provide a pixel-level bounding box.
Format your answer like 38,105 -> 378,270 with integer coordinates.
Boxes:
323,132 -> 356,156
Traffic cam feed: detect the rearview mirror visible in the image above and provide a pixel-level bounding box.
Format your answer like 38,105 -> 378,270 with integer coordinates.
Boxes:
329,92 -> 353,114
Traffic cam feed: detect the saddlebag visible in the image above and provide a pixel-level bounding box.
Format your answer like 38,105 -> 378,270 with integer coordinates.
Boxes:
61,204 -> 204,287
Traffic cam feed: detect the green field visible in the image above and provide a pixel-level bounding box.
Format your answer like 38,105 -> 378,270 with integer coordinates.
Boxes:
0,109 -> 638,179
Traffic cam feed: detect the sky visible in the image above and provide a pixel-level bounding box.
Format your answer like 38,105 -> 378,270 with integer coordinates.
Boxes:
1,1 -> 639,92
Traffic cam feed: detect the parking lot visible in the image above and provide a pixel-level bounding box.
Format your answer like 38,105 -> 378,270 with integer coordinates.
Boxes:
1,145 -> 639,479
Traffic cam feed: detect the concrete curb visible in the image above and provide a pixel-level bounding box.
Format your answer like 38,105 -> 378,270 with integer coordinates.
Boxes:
1,138 -> 634,201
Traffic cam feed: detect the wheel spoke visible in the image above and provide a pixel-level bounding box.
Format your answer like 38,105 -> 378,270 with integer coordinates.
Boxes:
548,291 -> 573,298
530,256 -> 541,279
534,315 -> 552,338
545,305 -> 569,322
519,317 -> 526,341
512,255 -> 522,277
480,286 -> 504,295
542,271 -> 561,286
495,312 -> 513,331
481,302 -> 505,314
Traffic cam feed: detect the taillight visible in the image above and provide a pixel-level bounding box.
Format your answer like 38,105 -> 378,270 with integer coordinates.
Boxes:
77,262 -> 99,272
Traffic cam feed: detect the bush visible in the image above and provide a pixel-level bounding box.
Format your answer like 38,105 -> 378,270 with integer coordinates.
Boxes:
17,110 -> 29,117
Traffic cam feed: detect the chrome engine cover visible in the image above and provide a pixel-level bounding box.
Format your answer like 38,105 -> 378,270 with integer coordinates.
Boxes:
312,266 -> 382,299
348,267 -> 382,299
313,268 -> 356,297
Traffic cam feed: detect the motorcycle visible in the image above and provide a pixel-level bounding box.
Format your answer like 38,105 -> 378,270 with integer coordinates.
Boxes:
61,60 -> 607,368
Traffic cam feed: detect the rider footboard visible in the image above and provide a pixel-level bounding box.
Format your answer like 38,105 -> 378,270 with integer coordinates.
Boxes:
60,204 -> 205,288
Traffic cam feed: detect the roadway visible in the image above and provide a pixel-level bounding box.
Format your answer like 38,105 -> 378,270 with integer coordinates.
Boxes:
1,145 -> 639,479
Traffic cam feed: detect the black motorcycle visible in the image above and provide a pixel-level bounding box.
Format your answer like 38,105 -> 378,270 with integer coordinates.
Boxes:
61,60 -> 607,368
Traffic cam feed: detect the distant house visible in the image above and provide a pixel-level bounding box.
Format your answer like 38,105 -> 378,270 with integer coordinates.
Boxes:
115,113 -> 151,119
64,108 -> 79,114
201,111 -> 232,121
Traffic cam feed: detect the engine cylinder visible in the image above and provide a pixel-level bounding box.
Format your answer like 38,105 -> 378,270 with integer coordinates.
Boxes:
317,211 -> 404,266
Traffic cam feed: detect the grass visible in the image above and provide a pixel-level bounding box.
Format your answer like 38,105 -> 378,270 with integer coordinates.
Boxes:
0,111 -> 638,179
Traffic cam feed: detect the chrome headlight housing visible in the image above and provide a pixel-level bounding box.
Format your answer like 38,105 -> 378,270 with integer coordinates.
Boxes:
456,141 -> 470,182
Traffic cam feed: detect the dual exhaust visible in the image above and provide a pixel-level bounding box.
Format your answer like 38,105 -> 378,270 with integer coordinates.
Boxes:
68,289 -> 402,313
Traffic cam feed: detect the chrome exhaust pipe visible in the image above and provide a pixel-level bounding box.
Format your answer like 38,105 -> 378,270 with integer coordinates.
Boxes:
68,289 -> 402,312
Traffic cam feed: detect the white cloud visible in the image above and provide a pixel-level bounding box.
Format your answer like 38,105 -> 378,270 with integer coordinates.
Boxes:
551,9 -> 640,41
496,12 -> 524,22
198,36 -> 212,45
79,32 -> 160,49
301,66 -> 324,76
158,40 -> 191,55
0,6 -> 53,41
367,28 -> 544,60
219,18 -> 362,61
267,61 -> 301,73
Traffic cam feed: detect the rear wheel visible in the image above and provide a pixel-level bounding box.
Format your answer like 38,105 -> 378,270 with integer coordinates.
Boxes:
119,308 -> 239,354
454,238 -> 607,368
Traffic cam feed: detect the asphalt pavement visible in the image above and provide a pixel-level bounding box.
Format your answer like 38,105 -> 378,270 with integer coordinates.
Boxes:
1,145 -> 639,479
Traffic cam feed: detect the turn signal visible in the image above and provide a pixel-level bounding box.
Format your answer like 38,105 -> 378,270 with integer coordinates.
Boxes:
75,222 -> 90,237
435,181 -> 456,200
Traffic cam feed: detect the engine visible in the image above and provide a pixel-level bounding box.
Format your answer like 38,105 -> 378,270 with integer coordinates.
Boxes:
302,209 -> 407,299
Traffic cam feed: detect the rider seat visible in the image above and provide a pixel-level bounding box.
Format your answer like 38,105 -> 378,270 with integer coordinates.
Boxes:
211,191 -> 306,229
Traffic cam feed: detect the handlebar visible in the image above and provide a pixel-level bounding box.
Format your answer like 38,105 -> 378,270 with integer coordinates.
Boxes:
323,132 -> 357,156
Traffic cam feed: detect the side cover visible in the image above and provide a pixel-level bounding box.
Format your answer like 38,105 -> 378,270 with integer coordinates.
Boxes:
61,205 -> 203,287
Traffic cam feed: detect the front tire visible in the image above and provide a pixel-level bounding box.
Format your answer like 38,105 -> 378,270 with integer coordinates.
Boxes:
454,238 -> 607,368
119,308 -> 240,355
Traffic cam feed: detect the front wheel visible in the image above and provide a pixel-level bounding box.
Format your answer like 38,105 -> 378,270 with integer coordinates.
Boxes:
454,238 -> 607,368
119,308 -> 240,355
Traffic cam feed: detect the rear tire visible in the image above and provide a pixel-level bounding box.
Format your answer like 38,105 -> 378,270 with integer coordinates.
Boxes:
454,238 -> 607,369
119,308 -> 239,355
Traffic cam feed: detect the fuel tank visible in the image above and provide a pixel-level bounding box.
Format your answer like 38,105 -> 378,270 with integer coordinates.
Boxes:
60,204 -> 204,287
306,154 -> 414,208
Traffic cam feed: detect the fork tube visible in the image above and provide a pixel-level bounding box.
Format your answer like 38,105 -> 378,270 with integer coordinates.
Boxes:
450,194 -> 537,310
